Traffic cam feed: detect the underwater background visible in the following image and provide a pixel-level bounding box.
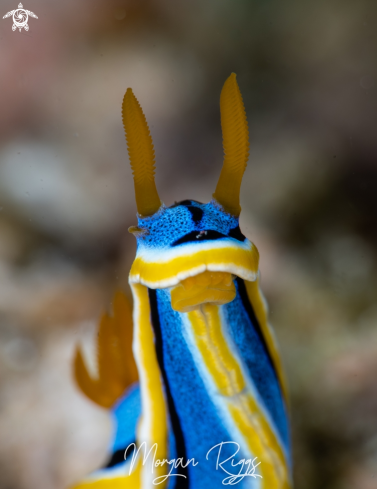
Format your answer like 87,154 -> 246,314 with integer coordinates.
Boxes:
0,1 -> 376,488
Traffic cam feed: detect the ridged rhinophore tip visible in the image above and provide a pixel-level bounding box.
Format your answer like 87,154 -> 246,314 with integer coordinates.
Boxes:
122,88 -> 162,217
213,73 -> 250,217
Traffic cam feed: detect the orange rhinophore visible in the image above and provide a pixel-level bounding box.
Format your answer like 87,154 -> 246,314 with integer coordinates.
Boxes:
74,290 -> 138,408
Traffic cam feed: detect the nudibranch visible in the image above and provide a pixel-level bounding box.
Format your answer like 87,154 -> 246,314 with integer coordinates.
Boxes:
71,74 -> 292,489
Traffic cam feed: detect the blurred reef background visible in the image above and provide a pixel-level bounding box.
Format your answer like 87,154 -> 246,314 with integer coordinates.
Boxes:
0,0 -> 377,488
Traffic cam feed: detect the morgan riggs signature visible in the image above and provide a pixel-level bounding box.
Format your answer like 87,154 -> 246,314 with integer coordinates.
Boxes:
125,441 -> 262,485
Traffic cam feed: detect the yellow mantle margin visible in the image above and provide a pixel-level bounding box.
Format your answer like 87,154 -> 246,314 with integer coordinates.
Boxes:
129,242 -> 260,288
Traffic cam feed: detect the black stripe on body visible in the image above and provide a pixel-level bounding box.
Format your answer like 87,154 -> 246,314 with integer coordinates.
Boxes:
236,277 -> 280,385
104,443 -> 135,468
186,205 -> 204,224
228,225 -> 246,241
172,230 -> 227,246
148,289 -> 189,489
172,228 -> 245,247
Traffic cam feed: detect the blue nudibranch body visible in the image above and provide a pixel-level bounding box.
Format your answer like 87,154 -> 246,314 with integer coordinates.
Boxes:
71,74 -> 292,489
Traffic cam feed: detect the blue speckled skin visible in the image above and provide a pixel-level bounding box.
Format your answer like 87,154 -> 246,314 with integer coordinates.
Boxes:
112,383 -> 141,453
137,200 -> 242,251
136,200 -> 289,488
97,384 -> 141,473
224,279 -> 289,450
102,199 -> 290,487
152,288 -> 258,489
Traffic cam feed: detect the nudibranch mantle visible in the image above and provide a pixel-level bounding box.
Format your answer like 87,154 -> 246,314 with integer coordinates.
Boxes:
128,199 -> 291,489
130,199 -> 259,289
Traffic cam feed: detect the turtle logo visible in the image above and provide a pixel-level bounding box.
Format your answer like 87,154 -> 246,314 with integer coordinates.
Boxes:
3,3 -> 38,32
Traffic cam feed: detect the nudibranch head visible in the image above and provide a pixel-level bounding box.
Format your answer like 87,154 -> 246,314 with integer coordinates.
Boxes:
128,199 -> 259,310
133,199 -> 242,250
123,74 -> 257,308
